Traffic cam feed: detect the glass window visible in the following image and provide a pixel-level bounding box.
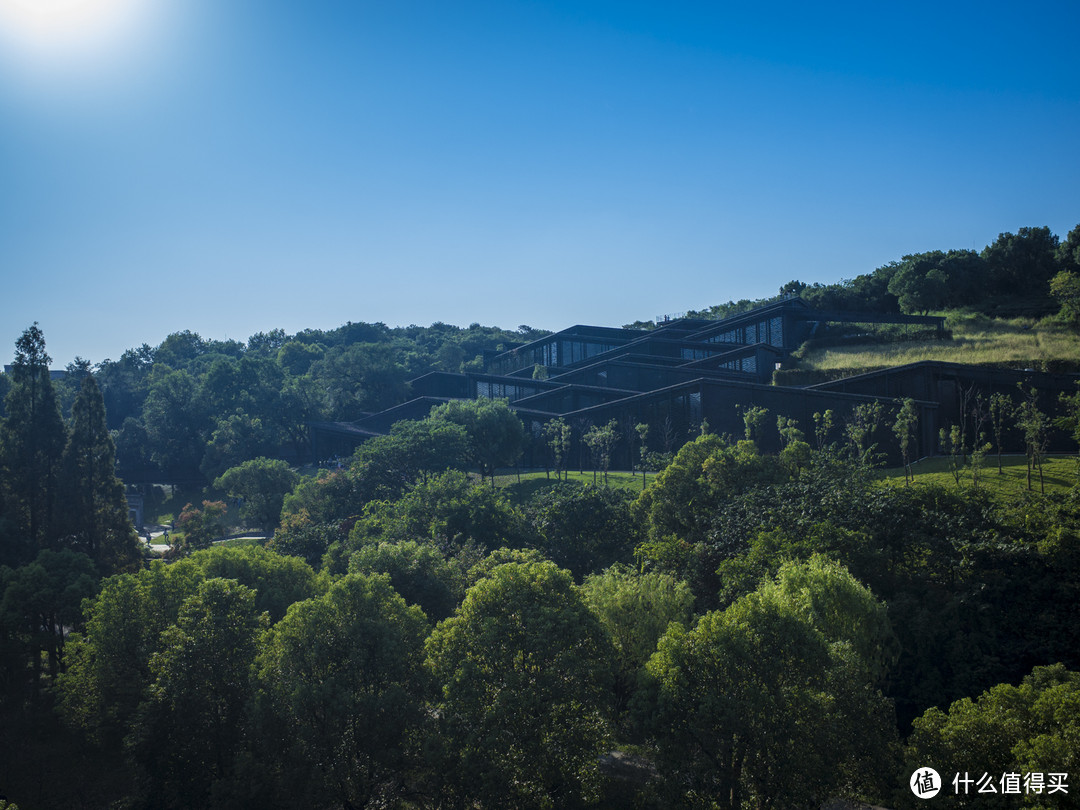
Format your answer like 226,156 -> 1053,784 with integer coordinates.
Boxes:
769,316 -> 784,347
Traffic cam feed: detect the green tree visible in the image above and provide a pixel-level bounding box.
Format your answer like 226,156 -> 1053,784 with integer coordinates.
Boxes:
311,342 -> 409,420
776,414 -> 804,448
254,573 -> 430,809
903,664 -> 1080,810
214,457 -> 299,531
0,369 -> 10,417
887,253 -> 955,313
765,555 -> 898,684
347,539 -> 462,621
58,375 -> 139,573
198,410 -> 278,481
187,544 -> 317,623
967,437 -> 992,490
813,408 -> 836,451
632,432 -> 729,564
462,545 -> 550,588
246,328 -> 287,357
426,561 -> 615,808
429,398 -> 525,486
1058,222 -> 1080,275
1050,270 -> 1080,326
544,417 -> 572,481
94,344 -> 154,430
982,226 -> 1060,299
0,549 -> 98,685
276,374 -> 328,458
279,466 -> 372,527
939,424 -> 965,487
152,330 -> 209,370
267,510 -> 348,569
113,415 -> 152,476
54,356 -> 91,417
365,417 -> 471,485
740,404 -> 769,443
645,557 -> 898,809
299,449 -> 400,525
893,397 -> 919,484
142,368 -> 211,485
57,572 -> 155,746
580,565 -> 693,714
1057,385 -> 1080,480
634,423 -> 650,484
527,484 -> 637,580
634,434 -> 791,583
58,559 -> 205,747
845,401 -> 885,464
583,419 -> 618,484
128,578 -> 263,808
989,392 -> 1012,474
276,339 -> 324,376
1016,386 -> 1050,493
0,324 -> 68,565
59,547 -> 311,763
339,470 -> 529,564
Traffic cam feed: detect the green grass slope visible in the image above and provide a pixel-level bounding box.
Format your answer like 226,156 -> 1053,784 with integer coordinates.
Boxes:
882,453 -> 1079,499
493,470 -> 648,503
783,311 -> 1080,383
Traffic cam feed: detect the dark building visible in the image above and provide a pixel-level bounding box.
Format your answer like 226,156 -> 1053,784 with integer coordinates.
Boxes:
310,299 -> 1075,467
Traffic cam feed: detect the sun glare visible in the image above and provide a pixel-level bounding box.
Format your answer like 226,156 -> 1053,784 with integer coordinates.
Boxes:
0,0 -> 150,66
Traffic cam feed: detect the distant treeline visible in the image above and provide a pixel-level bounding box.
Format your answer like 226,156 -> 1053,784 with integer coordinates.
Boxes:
0,320 -> 549,489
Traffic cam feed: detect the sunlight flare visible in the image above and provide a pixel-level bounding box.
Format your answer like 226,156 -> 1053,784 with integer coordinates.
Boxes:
0,0 -> 150,64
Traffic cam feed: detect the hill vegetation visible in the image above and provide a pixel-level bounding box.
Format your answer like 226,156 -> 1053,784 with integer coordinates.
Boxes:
669,221 -> 1080,325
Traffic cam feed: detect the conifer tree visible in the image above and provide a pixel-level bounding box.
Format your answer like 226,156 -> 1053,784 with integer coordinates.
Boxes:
59,375 -> 139,573
0,324 -> 67,566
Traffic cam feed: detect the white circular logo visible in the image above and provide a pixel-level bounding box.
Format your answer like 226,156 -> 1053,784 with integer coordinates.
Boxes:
910,767 -> 942,799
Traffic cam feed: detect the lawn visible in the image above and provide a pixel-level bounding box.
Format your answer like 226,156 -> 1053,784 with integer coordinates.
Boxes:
492,469 -> 650,503
882,453 -> 1080,499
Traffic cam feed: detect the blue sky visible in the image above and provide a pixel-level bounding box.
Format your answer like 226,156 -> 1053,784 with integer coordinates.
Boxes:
1,0 -> 1078,367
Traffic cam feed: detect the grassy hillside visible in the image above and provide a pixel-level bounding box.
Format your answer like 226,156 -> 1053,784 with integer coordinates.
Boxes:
882,453 -> 1079,499
785,311 -> 1080,380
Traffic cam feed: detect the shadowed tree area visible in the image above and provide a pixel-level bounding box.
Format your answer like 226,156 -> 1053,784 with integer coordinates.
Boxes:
426,560 -> 616,808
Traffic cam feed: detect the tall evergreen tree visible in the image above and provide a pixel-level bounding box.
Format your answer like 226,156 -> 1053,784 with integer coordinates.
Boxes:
59,375 -> 139,573
0,324 -> 67,566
